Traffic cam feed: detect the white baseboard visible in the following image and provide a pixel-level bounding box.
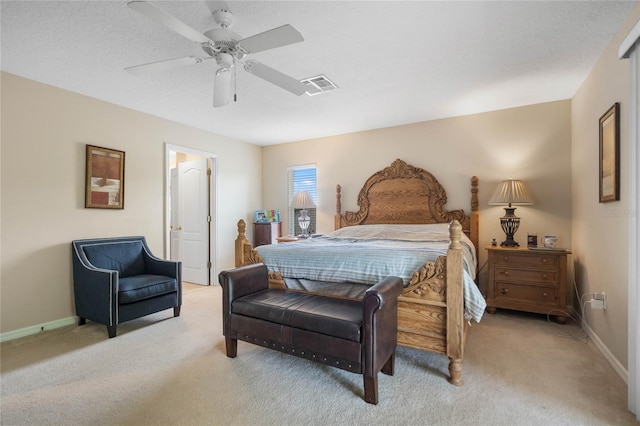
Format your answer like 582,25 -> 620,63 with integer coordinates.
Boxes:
0,316 -> 77,343
583,319 -> 629,384
560,306 -> 627,384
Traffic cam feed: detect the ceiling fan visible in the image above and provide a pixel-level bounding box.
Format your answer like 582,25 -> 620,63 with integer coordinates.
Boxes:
125,1 -> 310,107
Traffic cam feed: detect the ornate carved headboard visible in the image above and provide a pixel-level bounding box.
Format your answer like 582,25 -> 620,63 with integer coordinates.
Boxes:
334,159 -> 479,251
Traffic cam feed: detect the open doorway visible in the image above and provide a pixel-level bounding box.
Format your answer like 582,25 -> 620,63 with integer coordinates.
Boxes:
165,144 -> 218,285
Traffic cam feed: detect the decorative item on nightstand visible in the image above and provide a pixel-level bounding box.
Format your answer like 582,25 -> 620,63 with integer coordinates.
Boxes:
489,178 -> 533,247
290,190 -> 316,238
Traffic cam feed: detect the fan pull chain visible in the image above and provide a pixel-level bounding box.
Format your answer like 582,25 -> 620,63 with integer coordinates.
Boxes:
233,61 -> 237,103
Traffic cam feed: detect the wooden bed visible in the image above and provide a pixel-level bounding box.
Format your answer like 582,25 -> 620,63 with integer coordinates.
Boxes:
234,159 -> 480,385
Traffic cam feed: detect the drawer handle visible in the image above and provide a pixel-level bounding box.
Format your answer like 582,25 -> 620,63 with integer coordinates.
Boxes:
501,288 -> 509,295
501,271 -> 510,276
541,258 -> 547,263
503,256 -> 509,261
542,274 -> 548,279
542,292 -> 548,297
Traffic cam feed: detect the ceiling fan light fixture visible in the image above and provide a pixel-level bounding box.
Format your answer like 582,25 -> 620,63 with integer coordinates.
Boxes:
213,67 -> 232,107
215,52 -> 234,68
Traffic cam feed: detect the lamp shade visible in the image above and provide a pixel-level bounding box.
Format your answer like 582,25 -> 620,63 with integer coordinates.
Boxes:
290,191 -> 316,209
489,179 -> 533,206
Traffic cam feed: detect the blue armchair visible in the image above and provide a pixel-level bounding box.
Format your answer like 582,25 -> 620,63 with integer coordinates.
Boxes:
72,236 -> 182,338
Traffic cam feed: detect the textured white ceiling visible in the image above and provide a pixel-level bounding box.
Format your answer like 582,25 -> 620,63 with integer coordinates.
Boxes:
1,1 -> 637,146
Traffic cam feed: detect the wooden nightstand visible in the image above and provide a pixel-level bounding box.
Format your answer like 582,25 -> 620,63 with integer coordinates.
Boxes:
486,245 -> 571,323
254,222 -> 281,247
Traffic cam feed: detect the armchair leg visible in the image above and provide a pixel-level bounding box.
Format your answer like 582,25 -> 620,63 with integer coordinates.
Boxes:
78,317 -> 86,326
225,337 -> 237,358
381,352 -> 395,376
174,306 -> 181,317
363,375 -> 379,405
107,325 -> 117,338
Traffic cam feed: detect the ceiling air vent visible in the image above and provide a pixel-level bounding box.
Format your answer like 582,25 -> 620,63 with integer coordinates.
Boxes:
301,75 -> 338,96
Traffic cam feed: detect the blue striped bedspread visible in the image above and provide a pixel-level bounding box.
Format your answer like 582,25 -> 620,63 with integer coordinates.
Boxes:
255,224 -> 486,322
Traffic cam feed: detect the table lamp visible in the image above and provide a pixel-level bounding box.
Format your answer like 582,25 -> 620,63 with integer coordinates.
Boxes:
489,178 -> 533,247
290,190 -> 316,238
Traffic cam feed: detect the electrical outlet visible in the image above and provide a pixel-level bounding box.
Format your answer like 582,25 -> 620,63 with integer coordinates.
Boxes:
591,292 -> 607,310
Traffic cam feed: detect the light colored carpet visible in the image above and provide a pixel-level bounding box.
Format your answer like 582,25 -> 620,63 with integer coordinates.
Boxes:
1,283 -> 636,426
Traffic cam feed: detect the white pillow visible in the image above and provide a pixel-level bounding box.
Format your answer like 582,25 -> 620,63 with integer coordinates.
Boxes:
327,223 -> 451,241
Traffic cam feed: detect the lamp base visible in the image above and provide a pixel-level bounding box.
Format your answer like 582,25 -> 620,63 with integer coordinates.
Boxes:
499,207 -> 521,247
297,209 -> 310,239
500,239 -> 520,247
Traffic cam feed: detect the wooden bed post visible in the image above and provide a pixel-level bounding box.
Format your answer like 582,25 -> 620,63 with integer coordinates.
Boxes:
470,176 -> 479,278
334,184 -> 342,230
470,176 -> 479,252
446,220 -> 465,386
235,219 -> 248,267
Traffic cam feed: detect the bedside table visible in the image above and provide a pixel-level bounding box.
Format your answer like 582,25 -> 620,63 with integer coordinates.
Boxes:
254,222 -> 281,247
486,245 -> 571,323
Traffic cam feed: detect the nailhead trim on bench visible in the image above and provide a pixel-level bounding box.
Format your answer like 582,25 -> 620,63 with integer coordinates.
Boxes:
235,332 -> 361,373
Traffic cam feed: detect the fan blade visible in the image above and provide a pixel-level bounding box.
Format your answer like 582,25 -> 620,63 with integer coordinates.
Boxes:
213,68 -> 232,107
237,25 -> 304,54
127,1 -> 212,44
243,60 -> 307,96
125,56 -> 205,75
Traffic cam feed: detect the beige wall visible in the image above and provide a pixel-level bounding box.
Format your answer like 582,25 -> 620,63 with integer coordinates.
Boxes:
571,4 -> 640,369
0,72 -> 262,334
262,100 -> 573,293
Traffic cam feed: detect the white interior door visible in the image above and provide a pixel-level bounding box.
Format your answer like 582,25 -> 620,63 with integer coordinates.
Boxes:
174,159 -> 209,284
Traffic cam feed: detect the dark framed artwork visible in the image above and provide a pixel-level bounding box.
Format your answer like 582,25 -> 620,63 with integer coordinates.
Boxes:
85,144 -> 125,209
599,102 -> 620,203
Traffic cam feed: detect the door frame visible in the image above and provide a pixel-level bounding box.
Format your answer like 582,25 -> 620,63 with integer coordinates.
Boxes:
164,143 -> 219,285
619,21 -> 640,418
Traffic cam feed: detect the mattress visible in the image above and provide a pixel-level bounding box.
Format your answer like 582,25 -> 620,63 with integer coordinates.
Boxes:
255,223 -> 486,322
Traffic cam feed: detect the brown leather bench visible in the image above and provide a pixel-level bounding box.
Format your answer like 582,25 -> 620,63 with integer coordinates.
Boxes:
219,263 -> 403,404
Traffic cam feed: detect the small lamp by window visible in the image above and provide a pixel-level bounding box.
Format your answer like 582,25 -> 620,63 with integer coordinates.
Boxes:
489,179 -> 533,247
290,191 -> 316,238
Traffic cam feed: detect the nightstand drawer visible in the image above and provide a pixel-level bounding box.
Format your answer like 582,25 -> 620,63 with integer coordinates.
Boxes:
494,282 -> 558,305
495,267 -> 558,284
493,252 -> 558,269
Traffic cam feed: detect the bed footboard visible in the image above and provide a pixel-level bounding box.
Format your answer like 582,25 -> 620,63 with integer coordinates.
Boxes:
233,218 -> 468,385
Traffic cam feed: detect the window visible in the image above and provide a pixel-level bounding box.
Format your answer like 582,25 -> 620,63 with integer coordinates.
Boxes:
288,165 -> 317,236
